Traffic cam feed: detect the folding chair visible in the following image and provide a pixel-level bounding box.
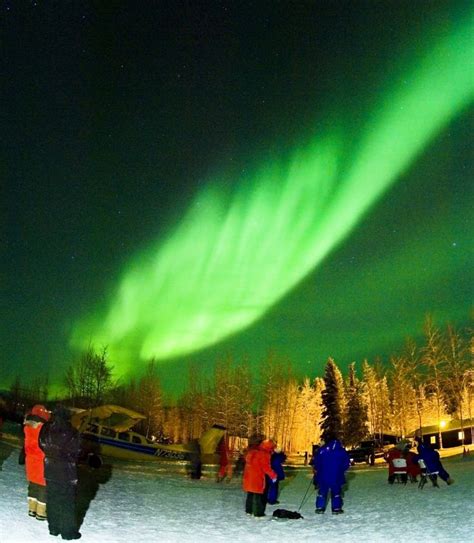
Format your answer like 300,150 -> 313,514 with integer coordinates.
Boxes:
418,458 -> 439,489
391,457 -> 408,484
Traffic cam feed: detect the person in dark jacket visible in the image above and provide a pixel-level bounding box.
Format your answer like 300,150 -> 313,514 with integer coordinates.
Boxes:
415,436 -> 454,486
39,406 -> 82,540
267,447 -> 286,505
21,405 -> 50,520
314,436 -> 350,514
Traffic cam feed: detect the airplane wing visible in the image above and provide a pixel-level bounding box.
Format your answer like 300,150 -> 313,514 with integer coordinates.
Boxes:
70,404 -> 146,432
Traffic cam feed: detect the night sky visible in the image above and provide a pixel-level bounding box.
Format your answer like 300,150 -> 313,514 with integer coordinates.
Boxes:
3,1 -> 473,398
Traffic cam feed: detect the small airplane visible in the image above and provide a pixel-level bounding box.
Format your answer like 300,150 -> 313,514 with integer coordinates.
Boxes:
70,404 -> 225,464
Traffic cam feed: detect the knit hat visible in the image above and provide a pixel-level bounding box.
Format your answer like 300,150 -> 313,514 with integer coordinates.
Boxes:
261,439 -> 276,451
31,404 -> 50,421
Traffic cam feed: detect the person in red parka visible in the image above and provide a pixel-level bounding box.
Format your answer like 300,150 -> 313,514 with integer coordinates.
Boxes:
242,437 -> 277,517
405,447 -> 422,483
216,435 -> 232,482
22,404 -> 50,520
385,445 -> 405,484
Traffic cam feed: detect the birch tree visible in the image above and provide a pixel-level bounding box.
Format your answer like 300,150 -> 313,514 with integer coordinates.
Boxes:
421,315 -> 447,447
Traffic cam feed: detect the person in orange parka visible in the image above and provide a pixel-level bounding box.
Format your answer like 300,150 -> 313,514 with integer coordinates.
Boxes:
242,437 -> 277,517
21,404 -> 51,520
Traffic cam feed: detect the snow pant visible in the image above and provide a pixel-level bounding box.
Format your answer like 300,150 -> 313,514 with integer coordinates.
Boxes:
437,466 -> 450,483
45,480 -> 80,540
388,473 -> 408,484
245,492 -> 267,516
267,480 -> 279,504
420,465 -> 450,487
28,482 -> 47,520
316,482 -> 343,511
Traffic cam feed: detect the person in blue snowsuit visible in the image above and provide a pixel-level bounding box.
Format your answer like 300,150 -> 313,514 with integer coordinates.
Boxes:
314,437 -> 350,514
415,437 -> 453,486
267,448 -> 286,504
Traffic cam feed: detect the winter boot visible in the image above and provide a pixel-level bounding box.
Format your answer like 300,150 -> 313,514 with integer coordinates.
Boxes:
332,509 -> 344,515
315,508 -> 325,514
61,532 -> 82,540
447,478 -> 454,485
28,497 -> 37,518
35,501 -> 47,521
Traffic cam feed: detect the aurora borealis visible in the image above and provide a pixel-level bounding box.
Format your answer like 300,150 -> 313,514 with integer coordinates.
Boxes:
3,2 -> 473,395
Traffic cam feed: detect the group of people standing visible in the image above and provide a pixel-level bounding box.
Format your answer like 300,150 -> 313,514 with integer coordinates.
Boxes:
21,405 -> 455,532
243,434 -> 350,517
241,432 -> 455,519
20,404 -> 82,540
385,436 -> 454,486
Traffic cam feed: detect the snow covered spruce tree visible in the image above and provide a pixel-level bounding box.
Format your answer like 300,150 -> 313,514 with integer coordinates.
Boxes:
320,358 -> 345,443
343,362 -> 368,448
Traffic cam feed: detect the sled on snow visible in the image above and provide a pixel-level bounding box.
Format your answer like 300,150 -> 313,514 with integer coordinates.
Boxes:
70,404 -> 225,464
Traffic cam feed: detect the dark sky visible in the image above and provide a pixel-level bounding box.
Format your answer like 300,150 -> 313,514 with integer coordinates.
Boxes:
3,1 -> 473,398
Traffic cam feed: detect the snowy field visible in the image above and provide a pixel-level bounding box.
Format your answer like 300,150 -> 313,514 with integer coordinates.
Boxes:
1,439 -> 473,543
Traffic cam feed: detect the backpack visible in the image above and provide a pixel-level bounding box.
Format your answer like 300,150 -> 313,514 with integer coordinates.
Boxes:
272,508 -> 303,520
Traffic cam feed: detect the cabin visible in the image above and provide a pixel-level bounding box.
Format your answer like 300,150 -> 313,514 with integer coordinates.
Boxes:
412,418 -> 474,449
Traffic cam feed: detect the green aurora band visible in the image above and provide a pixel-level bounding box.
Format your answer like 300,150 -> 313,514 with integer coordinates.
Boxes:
71,14 -> 474,370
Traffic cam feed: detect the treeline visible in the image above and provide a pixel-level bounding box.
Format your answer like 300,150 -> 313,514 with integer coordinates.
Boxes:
7,316 -> 474,453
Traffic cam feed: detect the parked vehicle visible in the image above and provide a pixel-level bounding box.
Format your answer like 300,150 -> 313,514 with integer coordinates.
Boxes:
348,440 -> 391,465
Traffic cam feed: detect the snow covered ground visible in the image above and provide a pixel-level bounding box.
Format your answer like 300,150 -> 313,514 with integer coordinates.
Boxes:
1,438 -> 473,543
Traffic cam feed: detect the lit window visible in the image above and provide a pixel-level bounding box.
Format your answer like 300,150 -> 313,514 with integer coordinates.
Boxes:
458,431 -> 464,440
430,436 -> 436,444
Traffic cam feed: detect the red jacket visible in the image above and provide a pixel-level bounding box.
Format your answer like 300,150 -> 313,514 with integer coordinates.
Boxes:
243,441 -> 277,494
24,416 -> 47,486
385,447 -> 404,475
406,451 -> 421,478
